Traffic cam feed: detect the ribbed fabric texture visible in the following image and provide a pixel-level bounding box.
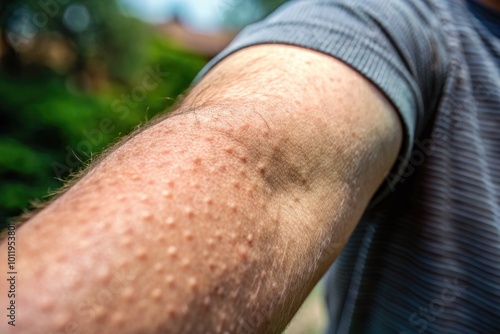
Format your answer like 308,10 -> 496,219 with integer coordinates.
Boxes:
194,0 -> 500,333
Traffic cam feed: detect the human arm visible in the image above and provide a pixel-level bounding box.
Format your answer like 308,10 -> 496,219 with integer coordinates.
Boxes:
0,44 -> 402,333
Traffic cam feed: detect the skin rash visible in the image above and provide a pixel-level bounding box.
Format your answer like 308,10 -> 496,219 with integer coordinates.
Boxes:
0,45 -> 402,333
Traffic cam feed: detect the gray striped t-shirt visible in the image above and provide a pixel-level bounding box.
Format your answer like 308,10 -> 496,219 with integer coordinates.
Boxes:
196,0 -> 500,332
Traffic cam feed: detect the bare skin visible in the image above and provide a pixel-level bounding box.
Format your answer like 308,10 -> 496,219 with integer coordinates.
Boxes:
0,45 -> 402,333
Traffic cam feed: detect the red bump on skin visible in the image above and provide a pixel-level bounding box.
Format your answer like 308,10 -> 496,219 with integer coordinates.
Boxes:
224,147 -> 235,155
162,190 -> 173,199
111,312 -> 125,327
150,288 -> 162,301
239,123 -> 250,131
204,197 -> 214,205
154,263 -> 163,273
167,305 -> 177,319
184,207 -> 194,218
53,313 -> 70,331
141,211 -> 153,221
181,258 -> 191,268
166,216 -> 175,226
184,230 -> 193,241
193,157 -> 202,165
96,267 -> 111,283
208,261 -> 217,271
155,233 -> 166,243
135,248 -> 148,260
188,277 -> 198,290
39,296 -> 54,312
167,246 -> 177,257
257,162 -> 266,174
237,246 -> 248,261
167,180 -> 175,188
94,306 -> 106,322
203,296 -> 211,308
121,287 -> 135,301
165,275 -> 175,286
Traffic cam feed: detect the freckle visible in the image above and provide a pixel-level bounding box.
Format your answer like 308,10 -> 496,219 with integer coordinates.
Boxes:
162,190 -> 173,199
150,288 -> 162,301
165,275 -> 175,286
239,155 -> 248,163
167,246 -> 177,257
204,197 -> 213,205
135,247 -> 148,260
233,181 -> 240,189
193,157 -> 202,165
154,263 -> 163,272
205,136 -> 214,142
184,230 -> 193,241
224,147 -> 235,154
138,193 -> 148,202
167,180 -> 175,188
293,195 -> 300,202
240,123 -> 250,131
122,287 -> 134,301
188,277 -> 198,289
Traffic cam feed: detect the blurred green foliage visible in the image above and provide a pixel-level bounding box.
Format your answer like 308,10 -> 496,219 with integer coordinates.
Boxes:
0,0 -> 206,229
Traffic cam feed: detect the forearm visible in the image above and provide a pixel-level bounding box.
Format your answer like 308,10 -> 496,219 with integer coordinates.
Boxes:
0,110 -> 345,333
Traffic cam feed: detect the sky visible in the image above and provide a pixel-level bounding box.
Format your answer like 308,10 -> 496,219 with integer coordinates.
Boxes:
119,0 -> 233,31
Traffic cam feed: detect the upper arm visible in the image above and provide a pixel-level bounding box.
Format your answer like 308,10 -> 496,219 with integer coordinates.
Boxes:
185,44 -> 403,213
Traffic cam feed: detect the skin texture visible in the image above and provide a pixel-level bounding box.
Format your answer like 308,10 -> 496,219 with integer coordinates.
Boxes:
0,44 -> 402,333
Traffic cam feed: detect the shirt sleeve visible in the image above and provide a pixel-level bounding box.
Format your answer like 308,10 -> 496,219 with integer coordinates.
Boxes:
193,0 -> 449,204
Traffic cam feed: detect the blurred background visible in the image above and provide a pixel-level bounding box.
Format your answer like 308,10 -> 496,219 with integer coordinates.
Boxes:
0,0 -> 327,332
